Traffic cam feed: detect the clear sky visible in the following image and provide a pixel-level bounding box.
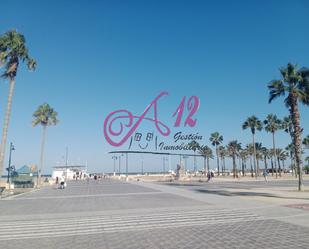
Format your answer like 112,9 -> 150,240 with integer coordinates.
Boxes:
0,0 -> 309,174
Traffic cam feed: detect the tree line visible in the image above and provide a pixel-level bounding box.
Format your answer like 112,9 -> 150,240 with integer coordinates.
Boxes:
189,63 -> 309,191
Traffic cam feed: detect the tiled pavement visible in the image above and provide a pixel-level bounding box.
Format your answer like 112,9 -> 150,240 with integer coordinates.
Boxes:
0,179 -> 309,249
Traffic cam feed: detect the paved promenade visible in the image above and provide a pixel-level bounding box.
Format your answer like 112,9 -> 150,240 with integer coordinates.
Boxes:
0,178 -> 308,249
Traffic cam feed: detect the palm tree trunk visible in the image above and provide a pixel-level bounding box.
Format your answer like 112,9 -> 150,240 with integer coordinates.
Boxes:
271,157 -> 274,176
264,155 -> 268,169
290,96 -> 304,191
0,78 -> 15,176
207,157 -> 210,172
290,154 -> 294,176
277,157 -> 281,177
194,151 -> 196,172
272,132 -> 277,178
252,133 -> 257,178
216,145 -> 220,176
223,157 -> 226,176
203,157 -> 206,175
38,125 -> 47,186
233,155 -> 237,178
250,155 -> 253,177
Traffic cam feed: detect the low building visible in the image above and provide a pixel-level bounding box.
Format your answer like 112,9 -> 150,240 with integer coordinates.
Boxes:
52,165 -> 88,180
16,165 -> 37,177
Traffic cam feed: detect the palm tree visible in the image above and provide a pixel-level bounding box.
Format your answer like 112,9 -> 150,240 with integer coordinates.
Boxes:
276,149 -> 288,176
210,132 -> 223,176
188,140 -> 200,172
246,144 -> 254,177
239,148 -> 248,176
268,63 -> 309,191
218,146 -> 227,175
227,140 -> 241,178
32,103 -> 58,185
261,147 -> 270,170
198,146 -> 213,173
0,30 -> 36,175
242,116 -> 263,178
263,114 -> 282,178
255,142 -> 263,174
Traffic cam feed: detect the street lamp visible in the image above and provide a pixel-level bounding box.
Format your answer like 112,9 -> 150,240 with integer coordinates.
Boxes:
118,154 -> 124,176
112,156 -> 118,176
125,153 -> 129,180
141,154 -> 144,175
6,142 -> 15,189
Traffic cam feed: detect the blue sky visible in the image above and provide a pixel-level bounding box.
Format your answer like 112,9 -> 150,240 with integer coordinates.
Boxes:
1,0 -> 309,174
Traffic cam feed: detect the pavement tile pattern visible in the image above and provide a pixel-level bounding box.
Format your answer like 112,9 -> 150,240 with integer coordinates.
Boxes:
0,179 -> 309,249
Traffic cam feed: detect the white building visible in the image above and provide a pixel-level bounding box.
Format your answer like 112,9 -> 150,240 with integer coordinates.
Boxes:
52,165 -> 88,180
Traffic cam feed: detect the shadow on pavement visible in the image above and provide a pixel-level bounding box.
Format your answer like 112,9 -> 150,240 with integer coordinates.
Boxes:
195,189 -> 309,200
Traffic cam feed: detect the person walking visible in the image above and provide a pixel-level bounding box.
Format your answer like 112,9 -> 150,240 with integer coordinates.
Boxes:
263,169 -> 268,182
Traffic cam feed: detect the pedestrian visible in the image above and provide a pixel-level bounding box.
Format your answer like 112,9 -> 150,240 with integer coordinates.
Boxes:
263,169 -> 268,182
59,176 -> 65,189
207,171 -> 211,182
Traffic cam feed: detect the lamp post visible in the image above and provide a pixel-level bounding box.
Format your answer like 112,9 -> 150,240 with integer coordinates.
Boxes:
118,154 -> 123,176
112,156 -> 118,176
6,142 -> 15,189
125,153 -> 129,181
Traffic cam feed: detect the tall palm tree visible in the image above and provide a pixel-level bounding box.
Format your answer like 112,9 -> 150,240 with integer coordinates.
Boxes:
263,114 -> 282,178
227,140 -> 241,178
32,103 -> 58,185
209,132 -> 223,176
242,116 -> 263,178
188,140 -> 200,172
0,30 -> 36,176
268,63 -> 309,191
198,146 -> 213,173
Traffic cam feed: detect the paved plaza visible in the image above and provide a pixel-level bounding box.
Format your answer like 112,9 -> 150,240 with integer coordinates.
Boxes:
0,178 -> 309,249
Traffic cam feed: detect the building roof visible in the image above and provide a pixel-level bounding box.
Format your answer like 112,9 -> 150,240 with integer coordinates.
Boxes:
17,165 -> 31,174
53,165 -> 86,169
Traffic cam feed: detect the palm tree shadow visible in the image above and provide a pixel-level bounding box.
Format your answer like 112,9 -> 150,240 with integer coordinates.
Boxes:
195,189 -> 309,200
